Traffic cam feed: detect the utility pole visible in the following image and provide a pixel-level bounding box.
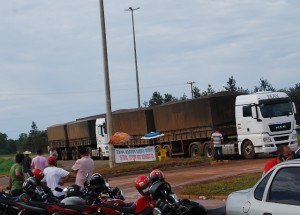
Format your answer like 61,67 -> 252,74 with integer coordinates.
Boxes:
125,7 -> 141,108
99,0 -> 115,168
186,81 -> 196,99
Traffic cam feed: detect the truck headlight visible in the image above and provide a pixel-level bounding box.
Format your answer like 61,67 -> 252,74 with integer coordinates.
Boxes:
263,137 -> 272,143
292,134 -> 297,140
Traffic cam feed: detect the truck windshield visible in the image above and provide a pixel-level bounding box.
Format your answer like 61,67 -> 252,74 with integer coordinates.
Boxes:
259,102 -> 293,118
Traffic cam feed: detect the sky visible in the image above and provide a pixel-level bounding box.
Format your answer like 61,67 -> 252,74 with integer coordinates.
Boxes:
1,0 -> 300,139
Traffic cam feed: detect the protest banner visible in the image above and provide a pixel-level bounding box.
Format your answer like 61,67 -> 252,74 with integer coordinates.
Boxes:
115,146 -> 156,163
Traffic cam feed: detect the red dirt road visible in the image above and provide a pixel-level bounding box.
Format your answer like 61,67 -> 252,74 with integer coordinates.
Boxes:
107,159 -> 266,201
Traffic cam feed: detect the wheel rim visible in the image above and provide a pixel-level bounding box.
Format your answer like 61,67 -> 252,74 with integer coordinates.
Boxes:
245,145 -> 253,155
191,147 -> 199,157
205,145 -> 213,158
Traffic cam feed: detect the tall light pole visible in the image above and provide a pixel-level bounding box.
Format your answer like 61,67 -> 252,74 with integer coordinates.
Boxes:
125,7 -> 141,108
99,0 -> 115,168
186,81 -> 196,99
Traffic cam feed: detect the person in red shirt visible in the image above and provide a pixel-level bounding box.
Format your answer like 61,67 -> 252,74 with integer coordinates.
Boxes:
264,146 -> 294,174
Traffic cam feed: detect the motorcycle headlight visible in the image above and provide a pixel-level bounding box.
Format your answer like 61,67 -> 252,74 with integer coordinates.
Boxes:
105,146 -> 109,150
263,137 -> 272,143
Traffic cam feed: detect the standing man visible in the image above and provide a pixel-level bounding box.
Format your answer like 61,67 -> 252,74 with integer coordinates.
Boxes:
23,151 -> 33,179
211,130 -> 224,162
49,147 -> 58,158
72,147 -> 94,189
32,149 -> 48,171
9,153 -> 25,196
42,156 -> 70,198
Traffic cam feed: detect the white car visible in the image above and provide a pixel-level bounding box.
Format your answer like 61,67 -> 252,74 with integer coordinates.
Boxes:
226,159 -> 300,215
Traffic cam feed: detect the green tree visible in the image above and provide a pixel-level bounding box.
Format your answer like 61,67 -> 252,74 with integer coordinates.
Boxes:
287,83 -> 300,123
202,84 -> 215,96
149,91 -> 164,106
142,101 -> 148,107
254,78 -> 275,92
17,133 -> 28,151
180,93 -> 188,100
163,93 -> 177,103
237,87 -> 250,94
192,86 -> 201,98
224,76 -> 237,92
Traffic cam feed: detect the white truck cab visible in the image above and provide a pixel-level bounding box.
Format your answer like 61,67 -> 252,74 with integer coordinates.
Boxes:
91,118 -> 110,159
235,91 -> 298,159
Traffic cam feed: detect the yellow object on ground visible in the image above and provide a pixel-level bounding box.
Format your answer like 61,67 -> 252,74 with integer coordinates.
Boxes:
158,148 -> 168,161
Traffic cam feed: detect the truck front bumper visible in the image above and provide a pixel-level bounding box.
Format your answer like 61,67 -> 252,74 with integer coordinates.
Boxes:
259,132 -> 298,153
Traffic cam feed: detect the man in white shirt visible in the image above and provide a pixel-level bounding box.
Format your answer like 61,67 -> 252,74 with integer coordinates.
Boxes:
42,156 -> 70,197
72,147 -> 94,189
211,130 -> 224,162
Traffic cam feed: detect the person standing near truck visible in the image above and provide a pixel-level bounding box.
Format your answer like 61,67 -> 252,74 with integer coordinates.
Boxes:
31,149 -> 48,171
72,147 -> 94,189
211,130 -> 224,162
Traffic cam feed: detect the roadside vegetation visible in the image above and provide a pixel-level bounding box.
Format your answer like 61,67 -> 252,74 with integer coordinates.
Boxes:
179,173 -> 261,198
0,157 -> 14,175
95,157 -> 209,178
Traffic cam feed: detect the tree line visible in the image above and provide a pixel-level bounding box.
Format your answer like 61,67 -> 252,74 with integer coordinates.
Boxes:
0,122 -> 48,155
145,76 -> 300,122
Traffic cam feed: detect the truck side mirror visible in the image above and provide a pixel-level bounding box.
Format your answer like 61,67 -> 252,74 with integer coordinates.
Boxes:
251,106 -> 258,119
293,102 -> 297,114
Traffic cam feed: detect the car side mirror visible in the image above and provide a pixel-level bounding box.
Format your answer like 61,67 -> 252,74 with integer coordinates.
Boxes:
251,106 -> 258,119
293,102 -> 297,114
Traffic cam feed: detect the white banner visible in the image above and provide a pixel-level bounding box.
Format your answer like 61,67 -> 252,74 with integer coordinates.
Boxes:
115,146 -> 156,163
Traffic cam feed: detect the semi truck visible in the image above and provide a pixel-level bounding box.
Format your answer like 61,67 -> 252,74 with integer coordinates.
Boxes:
47,91 -> 298,160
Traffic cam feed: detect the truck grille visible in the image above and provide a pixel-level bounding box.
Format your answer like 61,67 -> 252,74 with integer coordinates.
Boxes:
269,122 -> 291,132
274,136 -> 289,141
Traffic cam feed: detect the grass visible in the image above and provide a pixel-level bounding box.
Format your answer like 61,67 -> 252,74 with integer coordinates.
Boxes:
179,173 -> 261,198
95,157 -> 209,178
0,157 -> 14,175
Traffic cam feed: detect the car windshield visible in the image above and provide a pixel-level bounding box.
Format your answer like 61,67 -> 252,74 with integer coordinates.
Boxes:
260,102 -> 293,118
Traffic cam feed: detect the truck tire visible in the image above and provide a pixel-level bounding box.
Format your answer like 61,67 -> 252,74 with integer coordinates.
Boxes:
190,144 -> 200,158
98,148 -> 104,160
72,149 -> 77,160
242,140 -> 255,159
155,145 -> 161,156
163,145 -> 172,158
203,143 -> 213,159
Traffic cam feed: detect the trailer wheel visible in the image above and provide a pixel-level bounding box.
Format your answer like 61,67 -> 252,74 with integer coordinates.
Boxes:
98,148 -> 104,160
72,149 -> 77,160
163,145 -> 172,158
242,140 -> 255,159
155,145 -> 161,156
203,143 -> 213,159
190,144 -> 200,158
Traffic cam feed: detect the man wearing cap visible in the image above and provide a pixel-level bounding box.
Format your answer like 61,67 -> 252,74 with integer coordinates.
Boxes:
72,147 -> 94,189
42,156 -> 70,197
23,151 -> 33,179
